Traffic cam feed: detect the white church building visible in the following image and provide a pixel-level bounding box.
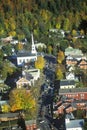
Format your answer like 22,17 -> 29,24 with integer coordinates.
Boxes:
17,34 -> 37,66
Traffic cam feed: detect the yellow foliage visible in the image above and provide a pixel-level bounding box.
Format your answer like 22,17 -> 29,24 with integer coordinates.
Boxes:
4,21 -> 9,30
72,37 -> 77,43
80,29 -> 84,35
56,23 -> 61,29
8,31 -> 16,36
35,56 -> 45,70
1,104 -> 10,113
10,23 -> 16,30
57,50 -> 64,64
56,67 -> 63,80
34,29 -> 39,37
72,29 -> 77,36
0,29 -> 4,35
40,9 -> 51,22
16,42 -> 23,50
47,45 -> 53,54
9,88 -> 36,112
18,34 -> 25,40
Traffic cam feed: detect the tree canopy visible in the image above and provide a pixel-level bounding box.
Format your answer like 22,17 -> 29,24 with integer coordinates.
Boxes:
9,88 -> 36,114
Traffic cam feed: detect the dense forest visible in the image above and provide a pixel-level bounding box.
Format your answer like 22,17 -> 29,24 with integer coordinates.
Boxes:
0,0 -> 87,42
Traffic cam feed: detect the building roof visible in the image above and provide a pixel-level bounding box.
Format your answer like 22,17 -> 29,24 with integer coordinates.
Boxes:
65,46 -> 83,56
0,113 -> 19,118
17,51 -> 36,57
77,59 -> 87,65
66,119 -> 84,129
59,87 -> 87,94
65,113 -> 75,120
60,80 -> 75,86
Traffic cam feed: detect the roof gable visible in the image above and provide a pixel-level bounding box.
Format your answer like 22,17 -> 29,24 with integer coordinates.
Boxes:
16,77 -> 29,83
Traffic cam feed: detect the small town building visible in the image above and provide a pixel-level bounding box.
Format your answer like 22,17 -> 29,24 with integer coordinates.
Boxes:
16,77 -> 34,88
77,59 -> 87,70
23,69 -> 40,81
65,46 -> 83,56
66,72 -> 75,80
59,88 -> 87,100
17,34 -> 37,66
60,80 -> 76,89
65,118 -> 84,130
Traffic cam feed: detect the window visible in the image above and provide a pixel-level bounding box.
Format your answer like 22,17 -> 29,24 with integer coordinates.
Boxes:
19,59 -> 21,63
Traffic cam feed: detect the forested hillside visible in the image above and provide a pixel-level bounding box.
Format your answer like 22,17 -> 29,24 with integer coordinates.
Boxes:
0,0 -> 87,41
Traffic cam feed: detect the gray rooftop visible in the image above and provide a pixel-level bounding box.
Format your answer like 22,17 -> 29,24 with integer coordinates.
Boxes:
65,113 -> 75,120
66,119 -> 84,129
59,87 -> 87,94
0,113 -> 19,118
60,80 -> 75,86
17,51 -> 36,57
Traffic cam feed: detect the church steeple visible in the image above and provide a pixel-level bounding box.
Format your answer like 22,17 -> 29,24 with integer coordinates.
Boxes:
31,33 -> 37,54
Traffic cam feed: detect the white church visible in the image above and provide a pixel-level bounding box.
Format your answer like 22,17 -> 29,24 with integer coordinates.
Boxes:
17,34 -> 37,66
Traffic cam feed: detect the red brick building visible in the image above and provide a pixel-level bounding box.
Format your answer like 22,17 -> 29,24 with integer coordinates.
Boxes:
59,88 -> 87,100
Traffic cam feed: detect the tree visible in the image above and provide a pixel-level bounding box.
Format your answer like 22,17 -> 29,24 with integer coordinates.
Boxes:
57,50 -> 65,64
83,121 -> 87,130
15,42 -> 23,51
0,60 -> 16,80
55,67 -> 63,80
35,56 -> 45,70
47,45 -> 53,54
72,29 -> 77,37
76,109 -> 84,119
63,18 -> 70,31
1,104 -> 10,113
9,88 -> 36,114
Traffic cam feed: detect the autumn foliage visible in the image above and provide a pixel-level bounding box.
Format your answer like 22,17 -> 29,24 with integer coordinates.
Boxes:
55,67 -> 64,80
35,56 -> 45,70
9,88 -> 36,113
57,50 -> 65,64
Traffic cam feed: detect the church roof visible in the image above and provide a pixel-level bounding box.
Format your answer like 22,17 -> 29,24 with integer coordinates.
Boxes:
17,51 -> 36,57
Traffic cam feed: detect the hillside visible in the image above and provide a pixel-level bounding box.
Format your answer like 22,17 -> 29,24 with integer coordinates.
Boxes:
0,0 -> 87,41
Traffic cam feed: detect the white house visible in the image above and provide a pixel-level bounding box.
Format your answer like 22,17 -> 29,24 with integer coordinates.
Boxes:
17,34 -> 37,66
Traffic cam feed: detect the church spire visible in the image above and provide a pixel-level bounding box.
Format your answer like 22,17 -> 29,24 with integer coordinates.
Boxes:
31,33 -> 37,54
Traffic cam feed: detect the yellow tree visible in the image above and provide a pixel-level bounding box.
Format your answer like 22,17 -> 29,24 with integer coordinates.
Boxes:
57,50 -> 65,64
72,29 -> 77,37
55,67 -> 63,80
80,29 -> 84,36
47,45 -> 53,54
40,9 -> 51,23
1,104 -> 10,113
35,56 -> 45,70
9,88 -> 36,113
15,42 -> 23,51
63,18 -> 70,31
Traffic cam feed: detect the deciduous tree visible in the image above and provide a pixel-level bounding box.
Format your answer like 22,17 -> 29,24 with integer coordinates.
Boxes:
55,67 -> 63,80
9,88 -> 36,114
35,56 -> 45,70
57,50 -> 65,64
